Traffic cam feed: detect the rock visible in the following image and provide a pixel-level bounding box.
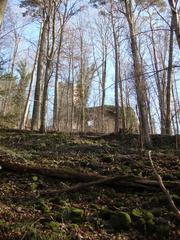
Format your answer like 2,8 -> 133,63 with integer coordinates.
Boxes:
110,211 -> 131,230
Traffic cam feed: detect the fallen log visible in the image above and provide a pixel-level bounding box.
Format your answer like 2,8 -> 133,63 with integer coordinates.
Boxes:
40,176 -> 158,196
0,156 -> 102,182
0,157 -> 180,194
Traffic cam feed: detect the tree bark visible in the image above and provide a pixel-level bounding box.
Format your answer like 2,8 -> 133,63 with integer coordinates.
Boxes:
165,17 -> 174,135
53,13 -> 66,131
168,0 -> 180,49
110,1 -> 120,134
101,46 -> 107,132
148,13 -> 166,134
124,0 -> 151,146
19,39 -> 39,130
39,3 -> 56,133
31,20 -> 47,130
0,0 -> 7,26
80,35 -> 85,133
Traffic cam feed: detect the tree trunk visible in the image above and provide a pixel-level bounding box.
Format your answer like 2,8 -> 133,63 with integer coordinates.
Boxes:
0,0 -> 7,26
124,0 -> 151,146
149,14 -> 166,134
110,2 -> 119,134
70,54 -> 75,132
80,36 -> 85,133
165,17 -> 174,135
19,40 -> 39,130
101,46 -> 107,132
31,20 -> 47,130
168,0 -> 180,49
39,59 -> 51,133
39,3 -> 56,133
118,54 -> 126,130
53,29 -> 64,131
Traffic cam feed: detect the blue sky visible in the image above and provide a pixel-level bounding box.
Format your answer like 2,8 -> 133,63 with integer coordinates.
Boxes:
2,0 -> 180,131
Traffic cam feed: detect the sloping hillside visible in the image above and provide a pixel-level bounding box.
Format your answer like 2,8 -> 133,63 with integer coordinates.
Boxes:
0,129 -> 179,240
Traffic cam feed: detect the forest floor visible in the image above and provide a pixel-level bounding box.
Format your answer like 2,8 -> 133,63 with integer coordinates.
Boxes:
0,129 -> 180,240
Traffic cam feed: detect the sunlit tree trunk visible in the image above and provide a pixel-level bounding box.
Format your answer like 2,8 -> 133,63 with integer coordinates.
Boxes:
165,17 -> 174,135
40,3 -> 56,133
0,0 -> 7,26
53,5 -> 68,131
109,1 -> 120,134
80,36 -> 85,133
118,52 -> 126,130
19,48 -> 38,130
70,55 -> 75,132
31,20 -> 47,130
53,29 -> 63,131
101,45 -> 107,132
124,0 -> 151,146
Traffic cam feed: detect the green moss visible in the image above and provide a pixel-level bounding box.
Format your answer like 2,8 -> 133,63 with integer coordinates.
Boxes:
110,211 -> 131,230
131,209 -> 155,231
144,211 -> 154,221
31,182 -> 38,191
32,175 -> 38,182
132,208 -> 143,218
55,207 -> 84,224
47,221 -> 59,231
35,199 -> 51,214
0,220 -> 9,231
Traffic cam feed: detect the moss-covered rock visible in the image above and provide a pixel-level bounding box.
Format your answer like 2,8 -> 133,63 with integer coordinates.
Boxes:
110,211 -> 131,230
55,207 -> 84,224
132,208 -> 143,218
131,208 -> 155,232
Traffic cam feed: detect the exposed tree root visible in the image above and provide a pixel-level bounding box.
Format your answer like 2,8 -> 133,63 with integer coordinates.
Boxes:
148,150 -> 180,221
1,157 -> 180,197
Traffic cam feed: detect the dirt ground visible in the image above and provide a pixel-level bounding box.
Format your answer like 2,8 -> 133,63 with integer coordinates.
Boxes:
0,129 -> 179,240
